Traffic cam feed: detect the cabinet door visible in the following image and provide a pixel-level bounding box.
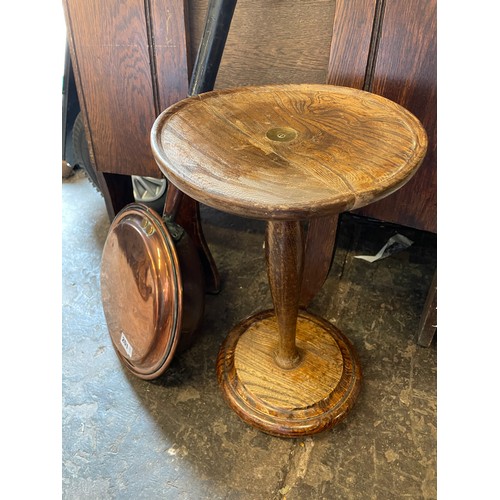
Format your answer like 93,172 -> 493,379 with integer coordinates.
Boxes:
328,0 -> 437,233
360,0 -> 437,233
64,0 -> 189,178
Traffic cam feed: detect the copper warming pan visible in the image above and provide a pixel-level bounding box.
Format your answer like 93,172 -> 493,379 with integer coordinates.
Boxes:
100,0 -> 237,379
100,198 -> 205,380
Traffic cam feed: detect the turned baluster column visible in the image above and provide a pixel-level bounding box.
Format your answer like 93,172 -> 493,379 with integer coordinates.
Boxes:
265,220 -> 304,370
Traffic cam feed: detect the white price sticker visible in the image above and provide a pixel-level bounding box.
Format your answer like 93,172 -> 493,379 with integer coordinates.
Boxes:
120,332 -> 133,358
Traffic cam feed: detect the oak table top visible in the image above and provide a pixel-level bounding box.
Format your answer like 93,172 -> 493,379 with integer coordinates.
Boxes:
151,84 -> 427,221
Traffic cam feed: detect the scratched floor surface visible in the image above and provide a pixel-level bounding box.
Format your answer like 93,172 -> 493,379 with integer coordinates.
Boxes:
62,169 -> 437,499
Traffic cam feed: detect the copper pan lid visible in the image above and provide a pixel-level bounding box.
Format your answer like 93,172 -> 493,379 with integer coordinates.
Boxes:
100,203 -> 183,379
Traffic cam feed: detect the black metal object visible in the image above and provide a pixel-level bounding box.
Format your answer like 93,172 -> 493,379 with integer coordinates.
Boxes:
188,0 -> 238,96
62,41 -> 80,163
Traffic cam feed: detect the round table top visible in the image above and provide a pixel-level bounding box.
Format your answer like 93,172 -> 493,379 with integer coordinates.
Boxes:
151,84 -> 427,220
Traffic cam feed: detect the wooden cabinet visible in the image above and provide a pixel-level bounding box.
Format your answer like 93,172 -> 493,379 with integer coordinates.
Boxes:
63,0 -> 189,179
328,0 -> 436,233
64,0 -> 436,234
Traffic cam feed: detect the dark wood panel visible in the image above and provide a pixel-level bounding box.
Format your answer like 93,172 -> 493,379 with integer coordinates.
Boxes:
64,0 -> 162,177
356,0 -> 437,232
327,0 -> 377,88
97,172 -> 135,222
150,0 -> 190,111
188,0 -> 336,88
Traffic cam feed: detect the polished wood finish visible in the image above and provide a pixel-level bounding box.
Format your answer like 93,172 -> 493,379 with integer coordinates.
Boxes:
266,221 -> 304,369
299,214 -> 338,307
64,0 -> 222,293
358,0 -> 437,232
96,172 -> 135,221
216,309 -> 362,437
162,183 -> 221,295
150,0 -> 191,113
63,0 -> 189,178
65,1 -> 436,317
298,0 -> 375,306
65,0 -> 436,231
163,183 -> 184,219
174,192 -> 221,294
152,84 -> 427,220
326,0 -> 437,233
64,0 -> 158,178
189,0 -> 337,89
327,0 -> 377,89
152,84 -> 427,435
306,0 -> 436,308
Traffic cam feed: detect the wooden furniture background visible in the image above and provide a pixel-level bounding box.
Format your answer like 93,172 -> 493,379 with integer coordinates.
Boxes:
63,0 -> 190,219
63,0 -> 436,340
64,0 -> 436,232
63,0 -> 189,180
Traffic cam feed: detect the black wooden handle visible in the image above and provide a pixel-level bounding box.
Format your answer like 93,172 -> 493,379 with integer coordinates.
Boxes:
188,0 -> 238,96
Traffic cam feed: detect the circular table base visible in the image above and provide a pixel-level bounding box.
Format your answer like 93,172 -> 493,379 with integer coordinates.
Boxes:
216,309 -> 362,437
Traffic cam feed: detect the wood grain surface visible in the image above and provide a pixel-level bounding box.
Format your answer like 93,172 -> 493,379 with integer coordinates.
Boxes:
299,214 -> 338,307
188,0 -> 337,88
356,0 -> 437,232
327,0 -> 377,89
150,0 -> 190,111
234,315 -> 344,408
266,221 -> 304,369
306,0 -> 378,306
64,0 -> 157,176
325,0 -> 436,233
216,309 -> 362,437
174,190 -> 221,294
152,84 -> 427,220
64,0 -> 190,178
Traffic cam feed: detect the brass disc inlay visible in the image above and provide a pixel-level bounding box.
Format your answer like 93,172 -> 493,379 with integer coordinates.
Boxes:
266,127 -> 298,142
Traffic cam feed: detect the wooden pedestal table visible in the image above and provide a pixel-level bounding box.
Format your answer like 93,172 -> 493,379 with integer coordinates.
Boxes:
151,84 -> 428,437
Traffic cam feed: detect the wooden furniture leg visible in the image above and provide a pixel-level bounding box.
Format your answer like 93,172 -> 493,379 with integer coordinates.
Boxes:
96,172 -> 135,223
299,214 -> 339,308
266,221 -> 304,369
168,186 -> 221,294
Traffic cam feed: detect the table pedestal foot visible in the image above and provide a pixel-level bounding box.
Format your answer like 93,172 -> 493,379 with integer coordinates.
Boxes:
216,309 -> 362,437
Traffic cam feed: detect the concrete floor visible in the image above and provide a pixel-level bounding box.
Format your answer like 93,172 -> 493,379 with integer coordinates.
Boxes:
62,168 -> 437,499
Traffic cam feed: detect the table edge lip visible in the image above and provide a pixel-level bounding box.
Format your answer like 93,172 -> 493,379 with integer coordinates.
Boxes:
150,84 -> 428,220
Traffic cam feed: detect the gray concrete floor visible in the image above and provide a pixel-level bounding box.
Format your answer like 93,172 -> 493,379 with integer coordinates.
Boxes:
62,169 -> 437,499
